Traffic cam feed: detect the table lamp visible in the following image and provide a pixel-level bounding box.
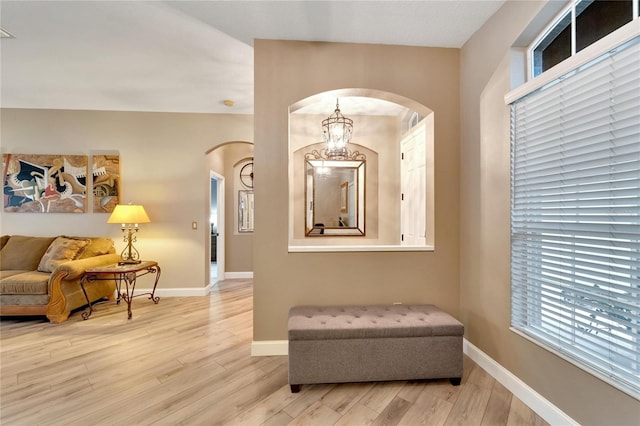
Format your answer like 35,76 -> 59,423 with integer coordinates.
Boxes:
107,204 -> 150,264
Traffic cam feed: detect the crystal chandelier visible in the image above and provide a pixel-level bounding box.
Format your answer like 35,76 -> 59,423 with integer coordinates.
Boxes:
322,99 -> 353,160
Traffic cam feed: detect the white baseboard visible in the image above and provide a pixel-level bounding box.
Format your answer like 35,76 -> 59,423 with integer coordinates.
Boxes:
463,339 -> 577,426
224,271 -> 253,279
251,340 -> 288,356
251,338 -> 576,425
129,287 -> 209,297
127,274 -> 252,297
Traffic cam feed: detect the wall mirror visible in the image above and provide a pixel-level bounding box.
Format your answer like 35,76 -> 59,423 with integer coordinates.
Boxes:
305,159 -> 365,236
238,190 -> 254,232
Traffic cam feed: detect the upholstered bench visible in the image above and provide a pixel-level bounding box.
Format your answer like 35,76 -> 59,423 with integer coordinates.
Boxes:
287,304 -> 464,393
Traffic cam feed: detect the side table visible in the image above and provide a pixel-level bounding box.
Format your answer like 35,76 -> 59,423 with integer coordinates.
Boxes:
80,260 -> 161,319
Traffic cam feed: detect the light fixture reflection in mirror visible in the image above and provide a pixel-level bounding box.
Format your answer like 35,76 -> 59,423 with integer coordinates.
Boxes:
305,159 -> 365,236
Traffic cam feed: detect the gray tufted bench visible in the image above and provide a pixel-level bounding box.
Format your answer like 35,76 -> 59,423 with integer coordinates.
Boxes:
287,304 -> 464,392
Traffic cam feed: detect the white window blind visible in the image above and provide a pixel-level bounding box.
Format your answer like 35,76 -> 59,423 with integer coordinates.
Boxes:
510,36 -> 640,399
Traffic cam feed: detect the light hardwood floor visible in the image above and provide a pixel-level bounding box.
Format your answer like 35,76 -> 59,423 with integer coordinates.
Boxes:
1,279 -> 548,426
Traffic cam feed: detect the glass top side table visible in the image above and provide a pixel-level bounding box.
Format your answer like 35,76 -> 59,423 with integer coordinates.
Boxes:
80,260 -> 161,319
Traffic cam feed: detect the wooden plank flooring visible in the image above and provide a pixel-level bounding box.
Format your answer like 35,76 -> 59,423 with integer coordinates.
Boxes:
1,279 -> 548,425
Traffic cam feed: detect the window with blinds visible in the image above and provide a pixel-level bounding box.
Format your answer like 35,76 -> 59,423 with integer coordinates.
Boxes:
510,36 -> 640,398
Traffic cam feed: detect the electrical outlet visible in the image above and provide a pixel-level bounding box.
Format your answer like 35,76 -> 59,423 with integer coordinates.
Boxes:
192,221 -> 197,230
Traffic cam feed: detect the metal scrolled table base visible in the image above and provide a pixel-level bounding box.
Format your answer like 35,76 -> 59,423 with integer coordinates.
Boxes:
80,261 -> 161,320
115,265 -> 161,319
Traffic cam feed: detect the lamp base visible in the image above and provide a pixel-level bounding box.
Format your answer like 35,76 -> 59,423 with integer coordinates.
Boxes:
118,259 -> 142,266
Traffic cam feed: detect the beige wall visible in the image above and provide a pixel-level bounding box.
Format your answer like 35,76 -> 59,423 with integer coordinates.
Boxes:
0,108 -> 253,289
460,1 -> 640,424
254,40 -> 460,340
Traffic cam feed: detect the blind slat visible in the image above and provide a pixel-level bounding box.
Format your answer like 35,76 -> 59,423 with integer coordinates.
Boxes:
513,127 -> 640,164
511,254 -> 640,289
511,239 -> 639,263
511,271 -> 640,314
511,246 -> 640,272
511,285 -> 639,343
513,166 -> 639,189
513,142 -> 640,174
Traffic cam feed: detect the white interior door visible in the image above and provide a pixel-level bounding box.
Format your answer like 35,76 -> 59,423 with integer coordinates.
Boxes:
400,120 -> 426,246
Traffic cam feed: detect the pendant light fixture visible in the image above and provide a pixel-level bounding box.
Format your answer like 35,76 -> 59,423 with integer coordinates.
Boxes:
322,99 -> 353,160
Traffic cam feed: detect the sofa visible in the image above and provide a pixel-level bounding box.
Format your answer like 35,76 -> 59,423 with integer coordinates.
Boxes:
0,235 -> 121,323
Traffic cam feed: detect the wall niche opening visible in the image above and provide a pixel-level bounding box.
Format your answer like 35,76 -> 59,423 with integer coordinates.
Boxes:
288,89 -> 435,252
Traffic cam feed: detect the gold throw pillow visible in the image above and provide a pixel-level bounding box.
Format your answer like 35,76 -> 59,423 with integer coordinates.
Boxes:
37,237 -> 90,273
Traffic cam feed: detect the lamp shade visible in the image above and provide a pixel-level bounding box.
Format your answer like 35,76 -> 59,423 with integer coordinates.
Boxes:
107,204 -> 150,225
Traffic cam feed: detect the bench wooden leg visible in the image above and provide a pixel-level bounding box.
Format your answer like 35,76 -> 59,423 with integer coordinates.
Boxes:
290,384 -> 301,393
450,377 -> 461,386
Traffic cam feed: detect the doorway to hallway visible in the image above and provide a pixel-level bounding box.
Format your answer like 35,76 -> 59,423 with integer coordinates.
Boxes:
210,171 -> 224,286
206,141 -> 254,289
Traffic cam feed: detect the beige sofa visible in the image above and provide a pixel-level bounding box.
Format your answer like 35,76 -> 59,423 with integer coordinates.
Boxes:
0,235 -> 121,323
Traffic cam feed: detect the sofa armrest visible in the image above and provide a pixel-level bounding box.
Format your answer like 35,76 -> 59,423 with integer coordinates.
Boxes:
46,253 -> 121,323
51,253 -> 121,280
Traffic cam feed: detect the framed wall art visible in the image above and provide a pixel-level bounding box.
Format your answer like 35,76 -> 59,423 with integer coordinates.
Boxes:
3,153 -> 88,213
91,154 -> 121,213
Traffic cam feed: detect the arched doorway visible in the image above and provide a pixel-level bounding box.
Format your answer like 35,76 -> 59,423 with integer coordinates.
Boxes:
205,141 -> 254,288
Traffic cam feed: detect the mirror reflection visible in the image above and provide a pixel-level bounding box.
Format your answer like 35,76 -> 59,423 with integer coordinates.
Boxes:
238,190 -> 254,232
305,159 -> 365,236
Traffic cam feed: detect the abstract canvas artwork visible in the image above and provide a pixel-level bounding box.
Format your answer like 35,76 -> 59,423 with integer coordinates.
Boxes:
3,154 -> 88,213
91,154 -> 120,213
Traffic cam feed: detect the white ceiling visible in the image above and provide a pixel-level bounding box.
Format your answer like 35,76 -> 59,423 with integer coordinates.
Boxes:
0,0 -> 505,115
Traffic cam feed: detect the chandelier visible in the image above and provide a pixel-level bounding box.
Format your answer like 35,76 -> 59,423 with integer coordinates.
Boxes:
322,99 -> 353,160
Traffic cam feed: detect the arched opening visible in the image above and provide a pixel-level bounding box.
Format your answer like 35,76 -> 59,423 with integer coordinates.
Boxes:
288,89 -> 434,251
205,141 -> 254,288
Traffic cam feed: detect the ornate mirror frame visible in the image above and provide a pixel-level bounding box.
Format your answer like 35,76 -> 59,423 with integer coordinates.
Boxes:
304,153 -> 366,236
